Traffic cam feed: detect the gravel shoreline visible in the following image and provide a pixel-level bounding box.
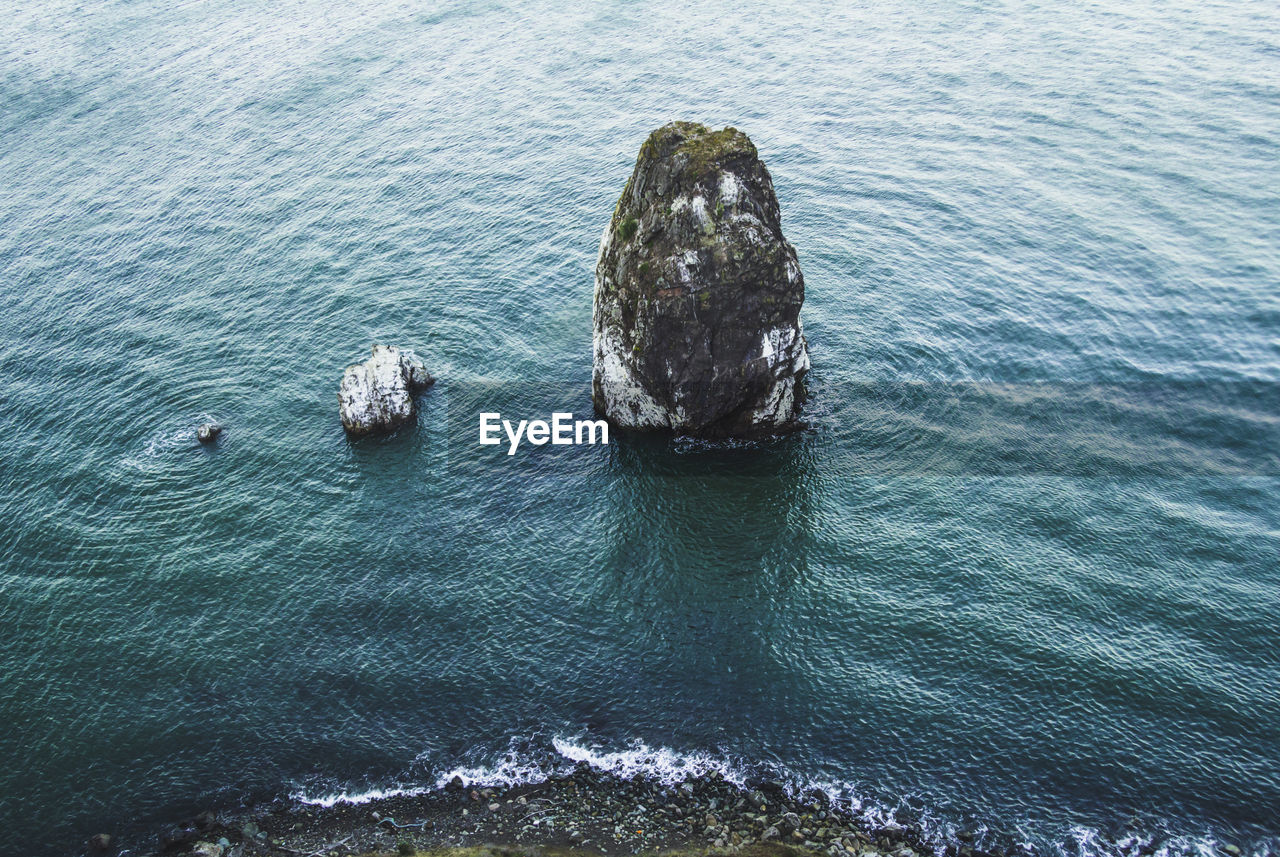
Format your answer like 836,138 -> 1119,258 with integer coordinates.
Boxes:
114,768 -> 968,857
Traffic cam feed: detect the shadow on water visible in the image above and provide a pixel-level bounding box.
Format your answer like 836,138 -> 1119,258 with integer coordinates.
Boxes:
434,376 -> 819,601
599,429 -> 818,591
565,428 -> 824,753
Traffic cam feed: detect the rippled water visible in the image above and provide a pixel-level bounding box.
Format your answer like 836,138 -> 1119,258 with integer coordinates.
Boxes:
2,1 -> 1278,855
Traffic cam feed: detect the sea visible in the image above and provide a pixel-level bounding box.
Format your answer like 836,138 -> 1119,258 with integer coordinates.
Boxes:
1,1 -> 1277,855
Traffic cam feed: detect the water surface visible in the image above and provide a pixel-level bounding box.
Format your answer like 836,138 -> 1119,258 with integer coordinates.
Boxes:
2,1 -> 1278,855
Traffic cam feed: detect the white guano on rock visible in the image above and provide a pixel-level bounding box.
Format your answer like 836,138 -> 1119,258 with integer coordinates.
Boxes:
337,345 -> 435,437
591,121 -> 809,438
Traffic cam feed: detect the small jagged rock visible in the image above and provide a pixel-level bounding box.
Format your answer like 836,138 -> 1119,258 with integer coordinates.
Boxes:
337,345 -> 434,437
196,423 -> 222,443
592,121 -> 809,437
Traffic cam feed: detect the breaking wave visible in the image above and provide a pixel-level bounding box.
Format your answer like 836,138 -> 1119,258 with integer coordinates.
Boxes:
290,736 -> 1277,857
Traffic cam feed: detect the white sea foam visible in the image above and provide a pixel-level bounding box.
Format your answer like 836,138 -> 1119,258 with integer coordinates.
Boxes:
288,737 -> 1275,857
293,737 -> 751,809
432,742 -> 561,789
119,413 -> 220,471
294,784 -> 432,808
549,737 -> 747,787
428,737 -> 749,790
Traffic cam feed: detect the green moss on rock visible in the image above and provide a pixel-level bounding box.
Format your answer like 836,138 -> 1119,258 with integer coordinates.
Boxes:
640,122 -> 758,184
592,121 -> 809,437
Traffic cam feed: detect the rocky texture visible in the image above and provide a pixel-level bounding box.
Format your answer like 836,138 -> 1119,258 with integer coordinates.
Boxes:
94,761 -> 1243,857
197,423 -> 222,444
592,122 -> 809,438
338,346 -> 435,437
126,769 -> 965,857
86,832 -> 113,855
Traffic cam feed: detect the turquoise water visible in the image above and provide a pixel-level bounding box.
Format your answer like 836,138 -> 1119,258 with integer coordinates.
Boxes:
2,1 -> 1279,854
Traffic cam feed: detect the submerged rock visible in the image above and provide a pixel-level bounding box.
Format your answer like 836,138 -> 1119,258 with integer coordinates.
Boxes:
592,121 -> 809,437
337,345 -> 434,437
86,833 -> 113,855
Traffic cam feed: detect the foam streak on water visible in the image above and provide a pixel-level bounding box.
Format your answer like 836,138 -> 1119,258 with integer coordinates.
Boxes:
292,738 -> 1280,857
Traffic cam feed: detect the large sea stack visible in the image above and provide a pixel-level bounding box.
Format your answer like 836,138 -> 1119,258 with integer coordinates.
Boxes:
591,122 -> 809,437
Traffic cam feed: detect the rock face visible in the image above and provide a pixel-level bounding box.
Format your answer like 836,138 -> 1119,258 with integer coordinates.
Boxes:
592,122 -> 809,437
337,345 -> 434,437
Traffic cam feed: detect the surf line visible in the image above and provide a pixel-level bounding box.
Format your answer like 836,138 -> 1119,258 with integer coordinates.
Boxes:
479,413 -> 609,456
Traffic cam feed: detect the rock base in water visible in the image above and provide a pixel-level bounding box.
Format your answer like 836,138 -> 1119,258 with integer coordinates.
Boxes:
592,122 -> 809,438
338,345 -> 434,437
